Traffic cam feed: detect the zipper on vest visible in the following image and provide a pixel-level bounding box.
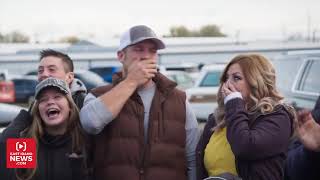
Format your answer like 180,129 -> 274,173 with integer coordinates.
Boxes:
140,121 -> 146,180
137,96 -> 146,180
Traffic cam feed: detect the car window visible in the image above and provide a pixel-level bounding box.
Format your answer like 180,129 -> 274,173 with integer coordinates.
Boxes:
26,71 -> 37,76
90,67 -> 114,74
273,57 -> 303,94
13,80 -> 24,87
200,71 -> 221,87
13,80 -> 26,92
0,74 -> 5,81
26,80 -> 37,91
300,60 -> 320,93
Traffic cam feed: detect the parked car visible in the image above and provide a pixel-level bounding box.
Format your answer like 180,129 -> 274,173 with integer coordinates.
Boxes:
74,70 -> 107,91
89,65 -> 121,83
26,70 -> 107,91
0,103 -> 26,126
11,75 -> 38,104
273,53 -> 320,110
0,80 -> 15,103
161,70 -> 194,90
0,69 -> 9,81
163,62 -> 201,80
185,64 -> 225,121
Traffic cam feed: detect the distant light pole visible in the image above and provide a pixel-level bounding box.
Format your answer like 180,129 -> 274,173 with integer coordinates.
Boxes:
312,29 -> 318,42
235,30 -> 240,45
307,13 -> 311,42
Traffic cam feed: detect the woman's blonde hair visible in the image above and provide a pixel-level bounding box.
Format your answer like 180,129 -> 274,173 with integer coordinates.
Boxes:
16,92 -> 85,180
214,54 -> 295,130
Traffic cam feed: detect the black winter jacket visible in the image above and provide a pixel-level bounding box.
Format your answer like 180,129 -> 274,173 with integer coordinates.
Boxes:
284,96 -> 320,180
0,110 -> 91,180
311,96 -> 320,123
285,140 -> 320,180
70,78 -> 87,109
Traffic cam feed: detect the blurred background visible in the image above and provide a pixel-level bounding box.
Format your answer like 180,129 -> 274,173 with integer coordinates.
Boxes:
1,0 -> 320,131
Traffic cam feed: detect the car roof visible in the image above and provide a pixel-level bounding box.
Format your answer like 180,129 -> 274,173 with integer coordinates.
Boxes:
89,65 -> 121,69
286,50 -> 320,56
75,69 -> 90,73
7,74 -> 37,80
161,70 -> 188,75
274,52 -> 320,61
12,75 -> 38,80
75,69 -> 102,75
201,63 -> 226,71
164,62 -> 199,68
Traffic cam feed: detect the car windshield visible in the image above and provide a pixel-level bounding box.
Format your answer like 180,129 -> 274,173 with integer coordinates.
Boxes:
200,71 -> 221,87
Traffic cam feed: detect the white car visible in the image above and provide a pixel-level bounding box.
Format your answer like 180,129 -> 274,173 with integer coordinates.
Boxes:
163,62 -> 200,80
186,64 -> 225,121
0,103 -> 26,126
161,70 -> 194,90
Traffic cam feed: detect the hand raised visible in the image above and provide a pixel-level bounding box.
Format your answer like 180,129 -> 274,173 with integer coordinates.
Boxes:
126,59 -> 157,87
296,110 -> 320,151
221,81 -> 238,98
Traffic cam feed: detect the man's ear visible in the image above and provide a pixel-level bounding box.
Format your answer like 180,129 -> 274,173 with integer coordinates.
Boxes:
117,51 -> 125,63
66,72 -> 74,86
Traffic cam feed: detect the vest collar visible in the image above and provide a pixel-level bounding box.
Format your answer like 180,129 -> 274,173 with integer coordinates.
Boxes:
112,71 -> 177,99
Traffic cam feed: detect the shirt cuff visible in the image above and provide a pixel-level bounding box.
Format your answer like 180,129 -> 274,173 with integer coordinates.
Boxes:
224,92 -> 243,105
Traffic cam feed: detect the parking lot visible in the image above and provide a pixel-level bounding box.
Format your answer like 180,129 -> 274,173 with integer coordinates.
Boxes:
1,52 -> 319,137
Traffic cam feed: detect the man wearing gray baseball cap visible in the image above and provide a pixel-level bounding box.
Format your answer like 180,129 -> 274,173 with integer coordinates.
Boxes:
118,25 -> 165,51
80,25 -> 199,180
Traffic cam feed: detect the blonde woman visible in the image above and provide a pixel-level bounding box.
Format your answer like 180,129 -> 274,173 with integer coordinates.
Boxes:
196,54 -> 296,180
0,78 -> 90,180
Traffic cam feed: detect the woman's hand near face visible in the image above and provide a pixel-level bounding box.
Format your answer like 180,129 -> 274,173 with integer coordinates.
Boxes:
222,81 -> 238,98
221,81 -> 243,105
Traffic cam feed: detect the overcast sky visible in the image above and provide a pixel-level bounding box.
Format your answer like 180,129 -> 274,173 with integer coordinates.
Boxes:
1,0 -> 319,42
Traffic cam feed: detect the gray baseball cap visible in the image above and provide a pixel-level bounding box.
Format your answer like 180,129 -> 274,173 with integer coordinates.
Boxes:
35,77 -> 69,99
118,25 -> 165,51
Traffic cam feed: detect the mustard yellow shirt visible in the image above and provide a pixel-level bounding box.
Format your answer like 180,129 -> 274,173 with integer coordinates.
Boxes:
204,127 -> 238,176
